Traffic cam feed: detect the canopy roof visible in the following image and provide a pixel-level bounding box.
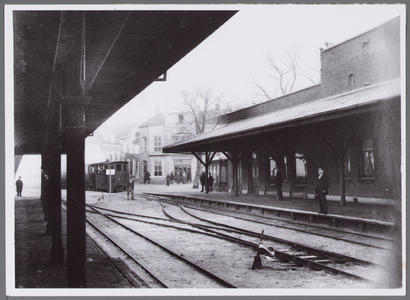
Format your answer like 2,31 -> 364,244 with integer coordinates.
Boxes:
13,10 -> 237,155
163,78 -> 401,153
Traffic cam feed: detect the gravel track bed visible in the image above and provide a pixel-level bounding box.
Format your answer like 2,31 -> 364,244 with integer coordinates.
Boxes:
90,196 -> 380,289
178,204 -> 392,265
177,201 -> 393,249
87,211 -> 228,288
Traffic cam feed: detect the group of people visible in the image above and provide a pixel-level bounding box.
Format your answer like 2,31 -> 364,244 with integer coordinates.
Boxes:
164,170 -> 191,186
199,172 -> 214,192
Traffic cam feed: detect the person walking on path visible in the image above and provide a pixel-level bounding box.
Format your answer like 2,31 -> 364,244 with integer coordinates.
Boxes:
208,174 -> 214,192
126,178 -> 135,200
15,176 -> 23,197
200,172 -> 206,192
314,167 -> 329,214
275,169 -> 283,201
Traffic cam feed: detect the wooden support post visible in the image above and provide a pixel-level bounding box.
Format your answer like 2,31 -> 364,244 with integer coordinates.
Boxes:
48,141 -> 64,266
66,131 -> 86,288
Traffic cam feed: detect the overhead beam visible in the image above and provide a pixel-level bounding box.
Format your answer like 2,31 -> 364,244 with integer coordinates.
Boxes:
87,12 -> 131,92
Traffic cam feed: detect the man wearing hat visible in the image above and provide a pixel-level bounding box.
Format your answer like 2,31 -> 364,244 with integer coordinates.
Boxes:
314,167 -> 329,214
126,178 -> 135,200
15,176 -> 23,197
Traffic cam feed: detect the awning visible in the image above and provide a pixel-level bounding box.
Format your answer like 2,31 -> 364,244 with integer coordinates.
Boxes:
163,78 -> 401,153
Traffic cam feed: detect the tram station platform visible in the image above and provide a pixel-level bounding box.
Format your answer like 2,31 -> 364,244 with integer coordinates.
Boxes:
135,183 -> 401,223
13,196 -> 141,290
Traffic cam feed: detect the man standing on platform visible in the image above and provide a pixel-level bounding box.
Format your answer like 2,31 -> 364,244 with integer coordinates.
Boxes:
208,173 -> 214,192
275,169 -> 283,201
200,172 -> 205,192
15,176 -> 23,197
127,178 -> 134,200
314,167 -> 329,214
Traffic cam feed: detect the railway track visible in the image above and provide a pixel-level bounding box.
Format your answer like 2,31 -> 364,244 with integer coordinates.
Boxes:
85,204 -> 238,288
146,193 -> 394,250
89,199 -> 388,284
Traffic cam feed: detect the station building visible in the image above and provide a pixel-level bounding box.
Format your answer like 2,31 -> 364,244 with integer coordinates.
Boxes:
163,16 -> 402,203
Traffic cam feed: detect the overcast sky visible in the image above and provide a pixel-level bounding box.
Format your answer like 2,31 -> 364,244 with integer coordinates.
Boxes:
104,4 -> 404,126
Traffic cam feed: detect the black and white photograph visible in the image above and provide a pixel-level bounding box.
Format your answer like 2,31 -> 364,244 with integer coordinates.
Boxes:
5,3 -> 406,297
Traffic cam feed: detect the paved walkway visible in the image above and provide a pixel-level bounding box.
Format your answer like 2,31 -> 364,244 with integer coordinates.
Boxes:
14,196 -> 137,290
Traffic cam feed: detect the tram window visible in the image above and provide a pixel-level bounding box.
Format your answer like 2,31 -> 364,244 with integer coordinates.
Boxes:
116,164 -> 121,171
123,164 -> 127,172
89,166 -> 95,174
97,165 -> 106,175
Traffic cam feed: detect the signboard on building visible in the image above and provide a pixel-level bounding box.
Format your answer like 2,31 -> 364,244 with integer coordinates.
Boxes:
174,159 -> 191,165
106,169 -> 115,175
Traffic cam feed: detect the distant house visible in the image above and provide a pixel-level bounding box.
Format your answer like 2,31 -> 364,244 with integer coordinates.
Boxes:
138,110 -> 197,185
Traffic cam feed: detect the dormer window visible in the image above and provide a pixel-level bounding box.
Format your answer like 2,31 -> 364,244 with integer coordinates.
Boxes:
348,74 -> 355,86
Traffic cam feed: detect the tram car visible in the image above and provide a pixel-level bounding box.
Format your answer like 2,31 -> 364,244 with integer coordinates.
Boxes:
86,161 -> 129,192
61,161 -> 129,192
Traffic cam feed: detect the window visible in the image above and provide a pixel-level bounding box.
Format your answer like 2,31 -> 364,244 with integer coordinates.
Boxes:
134,132 -> 140,145
295,153 -> 307,184
154,159 -> 162,176
116,164 -> 121,171
361,139 -> 374,177
89,166 -> 95,174
344,150 -> 351,177
178,114 -> 184,123
154,136 -> 162,152
348,74 -> 355,86
172,134 -> 190,143
97,165 -> 106,175
142,137 -> 147,153
269,159 -> 277,184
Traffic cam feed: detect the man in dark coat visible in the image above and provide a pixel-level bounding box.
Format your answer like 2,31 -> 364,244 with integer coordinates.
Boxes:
200,172 -> 205,192
15,176 -> 23,197
208,174 -> 214,192
314,167 -> 329,214
275,169 -> 283,201
126,178 -> 134,200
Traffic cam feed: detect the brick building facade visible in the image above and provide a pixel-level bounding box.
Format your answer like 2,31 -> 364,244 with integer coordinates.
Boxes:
164,16 -> 402,203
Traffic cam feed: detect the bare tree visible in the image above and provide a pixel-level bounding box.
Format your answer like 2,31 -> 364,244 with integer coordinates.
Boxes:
179,86 -> 225,187
254,45 -> 320,100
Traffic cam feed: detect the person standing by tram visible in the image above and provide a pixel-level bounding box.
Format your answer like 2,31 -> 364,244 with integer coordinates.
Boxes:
127,178 -> 135,200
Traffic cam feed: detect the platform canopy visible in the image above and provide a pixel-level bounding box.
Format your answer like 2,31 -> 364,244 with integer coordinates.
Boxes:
162,78 -> 401,154
13,10 -> 237,155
